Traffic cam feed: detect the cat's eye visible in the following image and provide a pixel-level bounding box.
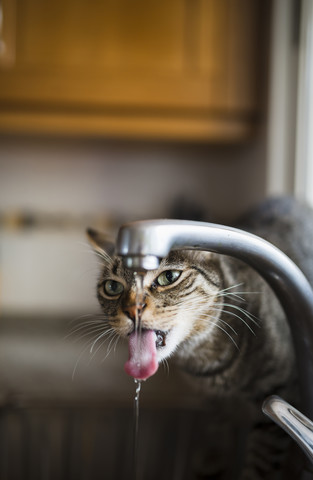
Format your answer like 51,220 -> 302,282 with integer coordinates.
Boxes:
156,270 -> 181,287
103,280 -> 124,297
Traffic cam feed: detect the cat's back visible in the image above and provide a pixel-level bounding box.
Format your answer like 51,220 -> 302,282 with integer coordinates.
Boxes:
236,197 -> 313,286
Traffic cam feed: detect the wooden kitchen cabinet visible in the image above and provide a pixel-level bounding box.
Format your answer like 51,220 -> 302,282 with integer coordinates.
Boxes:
0,0 -> 269,140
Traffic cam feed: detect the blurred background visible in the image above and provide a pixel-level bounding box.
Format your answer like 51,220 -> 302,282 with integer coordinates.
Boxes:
0,0 -> 313,478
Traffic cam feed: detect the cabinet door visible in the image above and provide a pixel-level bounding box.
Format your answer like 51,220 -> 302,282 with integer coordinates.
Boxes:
0,0 -> 267,140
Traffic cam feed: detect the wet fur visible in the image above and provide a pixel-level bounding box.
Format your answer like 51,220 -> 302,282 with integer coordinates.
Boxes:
86,197 -> 313,479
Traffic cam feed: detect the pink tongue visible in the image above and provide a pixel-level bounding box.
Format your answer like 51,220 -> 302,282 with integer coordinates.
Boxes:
124,330 -> 159,380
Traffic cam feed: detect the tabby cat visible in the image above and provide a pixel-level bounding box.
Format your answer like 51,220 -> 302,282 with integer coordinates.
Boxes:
87,197 -> 313,479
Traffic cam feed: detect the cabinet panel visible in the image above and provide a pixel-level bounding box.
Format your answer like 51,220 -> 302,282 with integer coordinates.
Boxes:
226,0 -> 261,110
19,0 -> 185,72
0,0 -> 16,67
0,0 -> 269,140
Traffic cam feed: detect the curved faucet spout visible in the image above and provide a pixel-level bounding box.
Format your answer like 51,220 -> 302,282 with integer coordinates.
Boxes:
263,396 -> 313,466
116,219 -> 313,425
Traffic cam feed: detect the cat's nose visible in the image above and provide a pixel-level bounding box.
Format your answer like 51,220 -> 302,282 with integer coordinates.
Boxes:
123,303 -> 146,322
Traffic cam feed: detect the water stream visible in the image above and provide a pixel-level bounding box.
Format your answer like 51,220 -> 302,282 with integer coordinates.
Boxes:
134,272 -> 144,347
133,272 -> 145,480
133,378 -> 142,479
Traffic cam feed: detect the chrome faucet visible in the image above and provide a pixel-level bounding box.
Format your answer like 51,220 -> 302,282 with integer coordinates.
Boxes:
263,396 -> 313,465
116,219 -> 313,476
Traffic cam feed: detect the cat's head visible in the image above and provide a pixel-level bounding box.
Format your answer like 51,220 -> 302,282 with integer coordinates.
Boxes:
87,228 -> 224,379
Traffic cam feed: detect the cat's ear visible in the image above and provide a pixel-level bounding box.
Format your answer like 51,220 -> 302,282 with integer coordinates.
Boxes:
86,228 -> 115,258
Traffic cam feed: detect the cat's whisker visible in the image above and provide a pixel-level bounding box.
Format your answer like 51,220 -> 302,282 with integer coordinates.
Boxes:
80,244 -> 113,268
66,312 -> 111,334
91,327 -> 115,349
72,340 -> 94,380
76,242 -> 106,261
83,328 -> 115,364
185,285 -> 260,305
65,329 -> 105,347
193,291 -> 259,307
107,331 -> 119,354
90,328 -> 115,354
164,290 -> 259,339
66,319 -> 105,334
214,302 -> 260,326
218,292 -> 246,303
65,323 -> 108,342
68,312 -> 110,329
72,319 -> 107,328
178,290 -> 261,333
175,297 -> 209,310
94,249 -> 113,266
175,291 -> 219,306
218,291 -> 261,305
219,288 -> 260,296
101,332 -> 120,361
71,323 -> 116,377
217,282 -> 245,292
161,357 -> 170,376
215,324 -> 239,349
216,283 -> 246,301
199,315 -> 239,350
112,334 -> 120,354
68,312 -> 101,326
211,305 -> 257,335
216,283 -> 260,296
199,312 -> 238,336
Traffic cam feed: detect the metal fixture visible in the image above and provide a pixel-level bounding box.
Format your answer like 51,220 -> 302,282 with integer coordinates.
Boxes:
116,219 -> 313,477
263,396 -> 313,464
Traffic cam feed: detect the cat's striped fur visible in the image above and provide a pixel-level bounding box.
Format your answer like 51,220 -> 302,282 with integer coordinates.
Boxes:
87,197 -> 313,479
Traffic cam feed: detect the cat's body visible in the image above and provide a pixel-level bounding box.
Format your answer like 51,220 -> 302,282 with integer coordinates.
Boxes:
87,197 -> 313,479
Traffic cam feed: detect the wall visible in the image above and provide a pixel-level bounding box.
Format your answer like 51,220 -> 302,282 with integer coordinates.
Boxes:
0,133 -> 267,315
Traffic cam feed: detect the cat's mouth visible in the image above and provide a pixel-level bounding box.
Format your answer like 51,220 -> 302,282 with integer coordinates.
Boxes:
127,328 -> 168,348
125,328 -> 171,380
155,330 -> 168,348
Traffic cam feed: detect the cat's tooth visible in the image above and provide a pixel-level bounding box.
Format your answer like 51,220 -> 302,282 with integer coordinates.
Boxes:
155,330 -> 166,347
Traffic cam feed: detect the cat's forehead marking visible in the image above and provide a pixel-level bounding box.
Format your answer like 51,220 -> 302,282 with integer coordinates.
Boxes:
163,250 -> 212,267
106,256 -> 130,280
111,259 -> 119,275
162,251 -> 188,268
113,257 -> 134,283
